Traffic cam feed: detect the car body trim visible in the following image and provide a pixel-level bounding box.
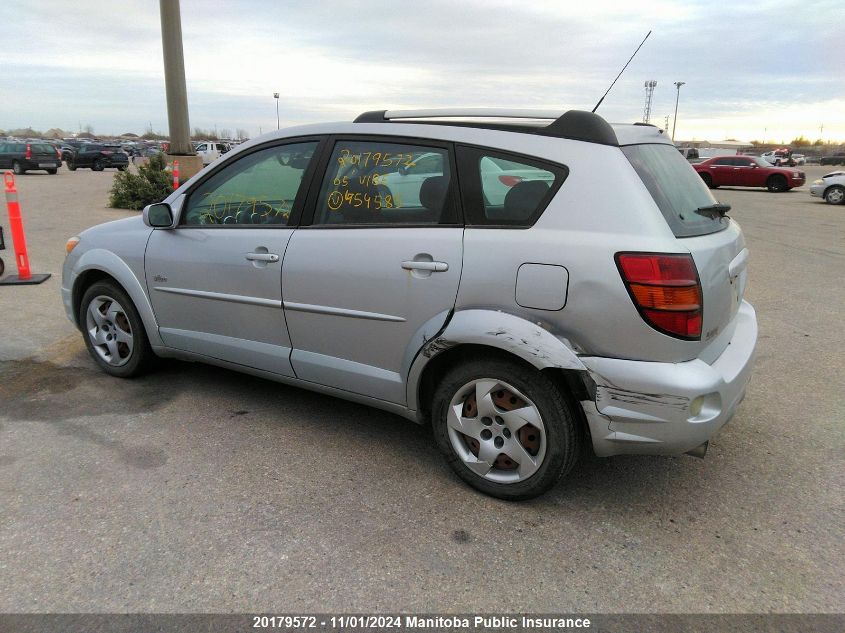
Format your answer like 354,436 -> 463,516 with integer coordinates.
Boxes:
283,301 -> 406,322
154,286 -> 282,309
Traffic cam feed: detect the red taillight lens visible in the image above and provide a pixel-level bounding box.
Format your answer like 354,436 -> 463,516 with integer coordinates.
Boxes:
101,150 -> 113,155
25,144 -> 32,160
498,175 -> 523,187
616,253 -> 702,339
56,148 -> 61,159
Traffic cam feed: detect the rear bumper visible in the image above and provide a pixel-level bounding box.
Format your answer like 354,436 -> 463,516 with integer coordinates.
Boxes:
580,300 -> 757,457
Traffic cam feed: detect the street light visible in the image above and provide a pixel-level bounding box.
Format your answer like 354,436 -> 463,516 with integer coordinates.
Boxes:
672,81 -> 685,142
273,92 -> 280,130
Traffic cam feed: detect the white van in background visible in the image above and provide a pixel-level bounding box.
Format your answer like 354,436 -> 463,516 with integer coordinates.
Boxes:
194,141 -> 230,165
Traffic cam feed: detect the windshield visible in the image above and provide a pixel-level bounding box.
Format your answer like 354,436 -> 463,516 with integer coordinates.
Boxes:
623,144 -> 729,238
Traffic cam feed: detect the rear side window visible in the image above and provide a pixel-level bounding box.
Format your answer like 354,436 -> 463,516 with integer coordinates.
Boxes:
32,143 -> 55,153
457,146 -> 567,227
312,140 -> 456,226
623,144 -> 728,238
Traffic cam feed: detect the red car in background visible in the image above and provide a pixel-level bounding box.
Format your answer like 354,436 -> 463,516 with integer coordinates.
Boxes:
694,155 -> 805,192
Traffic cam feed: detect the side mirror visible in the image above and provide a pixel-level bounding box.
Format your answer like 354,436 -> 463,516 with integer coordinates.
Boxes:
143,202 -> 174,228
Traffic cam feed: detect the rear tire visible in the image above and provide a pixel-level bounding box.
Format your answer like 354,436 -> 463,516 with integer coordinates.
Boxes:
431,357 -> 580,500
47,168 -> 57,175
67,160 -> 77,171
767,175 -> 788,192
700,173 -> 713,188
824,185 -> 845,205
117,165 -> 127,172
12,161 -> 25,175
79,281 -> 157,378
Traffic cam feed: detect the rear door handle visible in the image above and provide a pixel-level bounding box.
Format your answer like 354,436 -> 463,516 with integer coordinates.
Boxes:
402,260 -> 449,272
246,252 -> 279,262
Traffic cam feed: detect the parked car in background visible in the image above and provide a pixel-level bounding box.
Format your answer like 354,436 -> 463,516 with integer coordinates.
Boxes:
694,155 -> 804,192
760,149 -> 796,166
60,139 -> 87,162
791,154 -> 806,165
809,171 -> 845,205
0,141 -> 62,174
61,108 -> 757,500
67,144 -> 129,171
195,141 -> 230,165
820,154 -> 845,166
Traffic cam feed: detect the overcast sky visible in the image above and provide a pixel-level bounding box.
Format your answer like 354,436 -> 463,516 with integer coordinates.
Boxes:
1,0 -> 843,142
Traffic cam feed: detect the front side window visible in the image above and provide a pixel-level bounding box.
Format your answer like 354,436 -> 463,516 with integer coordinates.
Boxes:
458,147 -> 566,226
312,140 -> 454,226
181,141 -> 318,226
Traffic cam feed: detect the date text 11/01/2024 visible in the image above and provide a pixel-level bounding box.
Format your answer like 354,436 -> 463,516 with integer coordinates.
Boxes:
251,615 -> 592,629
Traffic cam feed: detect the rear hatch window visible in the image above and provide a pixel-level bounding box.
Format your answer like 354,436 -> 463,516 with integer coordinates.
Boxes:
31,143 -> 57,155
623,144 -> 728,238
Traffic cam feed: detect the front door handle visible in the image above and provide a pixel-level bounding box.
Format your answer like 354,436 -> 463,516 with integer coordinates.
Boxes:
402,260 -> 448,272
246,252 -> 279,262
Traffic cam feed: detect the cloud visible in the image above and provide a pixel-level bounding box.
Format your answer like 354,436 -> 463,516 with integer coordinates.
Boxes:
1,0 -> 843,140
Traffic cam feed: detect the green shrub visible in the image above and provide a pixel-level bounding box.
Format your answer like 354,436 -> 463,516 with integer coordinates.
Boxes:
109,153 -> 172,210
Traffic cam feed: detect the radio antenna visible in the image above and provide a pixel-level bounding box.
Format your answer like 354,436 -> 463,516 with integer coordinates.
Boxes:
591,30 -> 652,113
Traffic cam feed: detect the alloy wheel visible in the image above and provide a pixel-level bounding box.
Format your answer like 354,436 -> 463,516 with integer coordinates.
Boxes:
447,378 -> 547,484
85,295 -> 134,367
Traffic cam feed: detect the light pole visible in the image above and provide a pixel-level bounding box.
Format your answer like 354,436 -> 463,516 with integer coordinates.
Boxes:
672,81 -> 685,142
273,92 -> 280,130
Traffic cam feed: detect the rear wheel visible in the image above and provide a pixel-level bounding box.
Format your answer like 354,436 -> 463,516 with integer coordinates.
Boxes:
92,159 -> 105,171
432,357 -> 580,500
767,175 -> 788,192
700,173 -> 714,188
79,281 -> 156,378
825,185 -> 845,205
117,165 -> 127,172
67,160 -> 77,171
47,168 -> 57,175
12,161 -> 25,175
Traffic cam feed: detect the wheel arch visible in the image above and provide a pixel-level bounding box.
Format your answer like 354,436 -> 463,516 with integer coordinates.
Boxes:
407,309 -> 588,421
71,249 -> 163,346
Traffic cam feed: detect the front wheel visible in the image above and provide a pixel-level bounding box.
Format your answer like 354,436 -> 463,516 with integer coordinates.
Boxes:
432,358 -> 580,500
825,185 -> 845,205
12,161 -> 25,175
79,281 -> 156,378
92,159 -> 105,171
117,165 -> 128,172
67,160 -> 77,171
767,175 -> 788,192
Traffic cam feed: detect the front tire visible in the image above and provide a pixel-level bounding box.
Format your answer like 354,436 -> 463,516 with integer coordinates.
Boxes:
767,175 -> 788,192
67,160 -> 77,171
79,281 -> 156,378
824,185 -> 845,205
12,161 -> 25,175
92,159 -> 105,172
432,357 -> 580,500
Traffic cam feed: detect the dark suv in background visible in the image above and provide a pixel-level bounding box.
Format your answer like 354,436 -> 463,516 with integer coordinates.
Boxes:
0,141 -> 62,174
67,144 -> 129,171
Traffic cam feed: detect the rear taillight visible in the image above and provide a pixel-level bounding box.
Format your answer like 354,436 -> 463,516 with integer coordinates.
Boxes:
498,175 -> 523,187
25,144 -> 32,160
56,147 -> 61,159
101,150 -> 113,155
616,253 -> 702,340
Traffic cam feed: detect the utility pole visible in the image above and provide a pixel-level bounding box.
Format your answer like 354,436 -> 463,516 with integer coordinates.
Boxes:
159,0 -> 196,164
671,81 -> 685,142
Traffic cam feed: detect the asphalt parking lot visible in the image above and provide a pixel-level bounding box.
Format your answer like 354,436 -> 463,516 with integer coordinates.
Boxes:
0,164 -> 842,613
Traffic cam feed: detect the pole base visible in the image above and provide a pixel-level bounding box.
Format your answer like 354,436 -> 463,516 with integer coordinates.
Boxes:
0,272 -> 52,285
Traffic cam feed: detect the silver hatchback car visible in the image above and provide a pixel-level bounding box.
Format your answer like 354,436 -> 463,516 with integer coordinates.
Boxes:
62,109 -> 757,499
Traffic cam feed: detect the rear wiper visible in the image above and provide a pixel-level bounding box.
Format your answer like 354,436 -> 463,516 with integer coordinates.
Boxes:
694,203 -> 731,219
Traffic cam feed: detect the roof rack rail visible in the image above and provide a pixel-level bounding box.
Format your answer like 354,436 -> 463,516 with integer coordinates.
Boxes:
353,109 -> 619,146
